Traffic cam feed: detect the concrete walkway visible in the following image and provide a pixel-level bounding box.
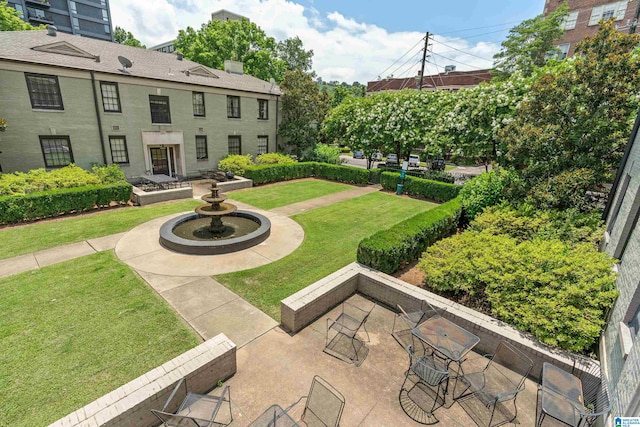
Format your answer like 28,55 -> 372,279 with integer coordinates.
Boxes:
0,180 -> 382,346
270,185 -> 380,216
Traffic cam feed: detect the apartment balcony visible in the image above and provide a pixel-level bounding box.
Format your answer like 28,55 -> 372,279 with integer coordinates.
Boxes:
26,8 -> 54,24
25,0 -> 51,8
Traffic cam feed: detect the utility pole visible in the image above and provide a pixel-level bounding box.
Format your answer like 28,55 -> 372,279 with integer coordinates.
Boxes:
418,32 -> 430,90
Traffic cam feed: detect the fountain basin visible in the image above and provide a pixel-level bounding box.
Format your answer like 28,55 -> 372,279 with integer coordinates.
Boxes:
160,210 -> 271,255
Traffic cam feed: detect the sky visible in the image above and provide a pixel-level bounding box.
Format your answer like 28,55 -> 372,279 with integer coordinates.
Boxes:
108,0 -> 546,84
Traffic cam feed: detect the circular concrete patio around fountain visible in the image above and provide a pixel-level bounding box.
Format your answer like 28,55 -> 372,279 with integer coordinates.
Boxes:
114,197 -> 304,277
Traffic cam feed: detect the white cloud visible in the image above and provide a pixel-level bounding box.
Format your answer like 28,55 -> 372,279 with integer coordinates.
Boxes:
109,0 -> 501,83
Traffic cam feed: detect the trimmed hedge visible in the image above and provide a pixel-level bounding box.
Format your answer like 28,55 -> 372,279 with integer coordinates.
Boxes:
357,197 -> 463,274
243,162 -> 369,186
380,172 -> 461,202
0,183 -> 132,224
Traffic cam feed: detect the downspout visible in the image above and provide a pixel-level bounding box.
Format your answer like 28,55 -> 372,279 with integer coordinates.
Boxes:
90,70 -> 108,165
275,95 -> 279,152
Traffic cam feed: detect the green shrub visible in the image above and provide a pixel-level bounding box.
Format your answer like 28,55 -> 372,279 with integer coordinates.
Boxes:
459,168 -> 518,219
0,164 -> 127,196
422,170 -> 455,184
243,163 -> 316,185
218,154 -> 254,176
308,143 -> 342,164
526,168 -> 598,212
418,230 -> 618,352
340,146 -> 351,153
0,183 -> 132,224
470,203 -> 604,246
243,162 -> 369,186
357,198 -> 462,273
314,163 -> 369,184
92,164 -> 127,184
380,172 -> 460,202
255,153 -> 296,165
368,168 -> 382,184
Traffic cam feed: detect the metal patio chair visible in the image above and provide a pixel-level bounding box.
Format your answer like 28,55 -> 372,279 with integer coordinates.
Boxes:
151,377 -> 232,427
537,355 -> 611,427
399,345 -> 450,424
392,300 -> 443,351
456,341 -> 533,427
325,300 -> 374,364
285,375 -> 345,427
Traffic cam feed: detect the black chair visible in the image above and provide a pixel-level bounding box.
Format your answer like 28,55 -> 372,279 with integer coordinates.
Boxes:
456,341 -> 533,427
325,300 -> 374,364
151,377 -> 232,427
399,345 -> 450,424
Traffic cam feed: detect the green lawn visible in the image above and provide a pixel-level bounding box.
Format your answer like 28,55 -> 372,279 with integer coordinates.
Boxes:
0,251 -> 200,427
216,192 -> 436,319
228,180 -> 353,210
0,199 -> 201,260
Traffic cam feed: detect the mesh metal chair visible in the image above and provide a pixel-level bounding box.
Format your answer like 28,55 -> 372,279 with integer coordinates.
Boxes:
457,341 -> 533,427
286,375 -> 345,427
537,356 -> 611,427
325,300 -> 374,363
399,345 -> 450,424
151,377 -> 232,427
392,300 -> 443,351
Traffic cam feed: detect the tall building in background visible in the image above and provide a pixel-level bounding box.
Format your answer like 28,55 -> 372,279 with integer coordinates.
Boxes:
7,0 -> 113,42
544,0 -> 639,58
150,9 -> 248,54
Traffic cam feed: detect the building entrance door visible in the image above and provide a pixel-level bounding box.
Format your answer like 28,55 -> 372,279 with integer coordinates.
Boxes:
150,147 -> 169,175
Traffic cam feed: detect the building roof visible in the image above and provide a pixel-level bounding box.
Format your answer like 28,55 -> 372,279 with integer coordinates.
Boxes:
0,30 -> 281,96
367,69 -> 493,92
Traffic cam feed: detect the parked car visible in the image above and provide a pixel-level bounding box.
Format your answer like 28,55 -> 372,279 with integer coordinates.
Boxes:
372,150 -> 382,161
408,154 -> 421,167
430,158 -> 446,171
385,153 -> 398,165
353,150 -> 365,159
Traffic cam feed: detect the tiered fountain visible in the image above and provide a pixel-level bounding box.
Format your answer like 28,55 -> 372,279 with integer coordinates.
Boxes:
159,181 -> 271,255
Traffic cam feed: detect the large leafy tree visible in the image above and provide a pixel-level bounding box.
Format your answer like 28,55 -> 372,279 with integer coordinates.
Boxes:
0,1 -> 43,31
175,18 -> 286,82
114,26 -> 146,48
279,69 -> 330,156
501,20 -> 640,190
277,36 -> 313,73
493,3 -> 568,79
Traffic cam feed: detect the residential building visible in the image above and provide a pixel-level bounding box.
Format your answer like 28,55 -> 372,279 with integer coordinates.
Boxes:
150,9 -> 248,55
6,0 -> 113,42
366,68 -> 492,93
600,111 -> 640,422
0,29 -> 280,178
543,0 -> 640,58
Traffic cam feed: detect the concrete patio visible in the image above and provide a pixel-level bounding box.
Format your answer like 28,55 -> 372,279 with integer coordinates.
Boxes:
222,294 -> 543,426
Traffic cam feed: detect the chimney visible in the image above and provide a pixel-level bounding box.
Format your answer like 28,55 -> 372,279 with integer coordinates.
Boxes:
176,52 -> 183,61
224,60 -> 244,75
46,25 -> 57,36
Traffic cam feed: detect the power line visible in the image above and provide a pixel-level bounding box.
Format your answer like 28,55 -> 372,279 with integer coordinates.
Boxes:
436,20 -> 523,36
371,36 -> 426,81
432,38 -> 495,63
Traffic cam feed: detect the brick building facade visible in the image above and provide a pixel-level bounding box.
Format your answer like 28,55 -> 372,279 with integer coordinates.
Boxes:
544,0 -> 640,57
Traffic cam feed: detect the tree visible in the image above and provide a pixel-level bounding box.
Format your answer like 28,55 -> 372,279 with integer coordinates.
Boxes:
175,19 -> 286,82
277,36 -> 313,73
0,1 -> 43,31
279,70 -> 330,156
500,20 -> 640,197
113,26 -> 146,48
492,3 -> 567,78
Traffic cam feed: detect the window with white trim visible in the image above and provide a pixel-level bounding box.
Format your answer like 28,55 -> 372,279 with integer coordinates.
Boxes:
560,11 -> 579,30
100,82 -> 121,112
25,73 -> 64,110
589,1 -> 627,26
258,99 -> 268,120
557,44 -> 570,60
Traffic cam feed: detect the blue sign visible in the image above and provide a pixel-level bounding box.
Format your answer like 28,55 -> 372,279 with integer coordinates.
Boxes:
615,417 -> 640,426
